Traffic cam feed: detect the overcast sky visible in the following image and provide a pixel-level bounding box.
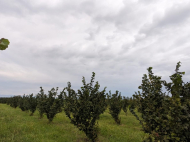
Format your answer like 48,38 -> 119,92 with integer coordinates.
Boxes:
0,0 -> 190,98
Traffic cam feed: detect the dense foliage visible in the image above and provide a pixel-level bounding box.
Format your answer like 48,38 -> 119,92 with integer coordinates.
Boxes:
36,87 -> 64,122
19,94 -> 29,111
63,72 -> 107,142
0,38 -> 10,50
107,90 -> 123,124
10,96 -> 20,108
122,96 -> 130,116
131,61 -> 190,142
43,87 -> 64,122
36,87 -> 47,119
28,94 -> 38,116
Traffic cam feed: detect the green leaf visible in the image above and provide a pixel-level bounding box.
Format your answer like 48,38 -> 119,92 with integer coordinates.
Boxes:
0,38 -> 10,50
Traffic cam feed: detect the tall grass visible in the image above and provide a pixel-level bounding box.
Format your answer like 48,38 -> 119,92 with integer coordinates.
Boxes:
0,104 -> 149,142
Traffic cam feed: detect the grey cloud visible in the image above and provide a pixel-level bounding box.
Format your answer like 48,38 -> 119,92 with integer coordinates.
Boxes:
79,1 -> 96,16
85,32 -> 95,40
0,1 -> 27,17
172,34 -> 190,47
91,1 -> 149,33
158,2 -> 190,27
139,2 -> 190,36
1,0 -> 190,98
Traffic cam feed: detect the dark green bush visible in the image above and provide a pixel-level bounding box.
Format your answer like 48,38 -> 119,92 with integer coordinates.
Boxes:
10,96 -> 20,108
28,94 -> 37,116
63,72 -> 107,142
19,94 -> 29,111
107,90 -> 123,125
43,87 -> 64,122
36,87 -> 47,119
36,86 -> 64,122
132,61 -> 190,142
122,96 -> 130,116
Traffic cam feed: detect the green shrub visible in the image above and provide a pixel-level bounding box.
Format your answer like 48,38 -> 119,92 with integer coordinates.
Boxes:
28,94 -> 37,116
107,90 -> 122,125
36,87 -> 47,119
122,96 -> 130,116
63,72 -> 107,142
19,94 -> 29,111
10,96 -> 20,108
132,61 -> 190,142
43,87 -> 64,122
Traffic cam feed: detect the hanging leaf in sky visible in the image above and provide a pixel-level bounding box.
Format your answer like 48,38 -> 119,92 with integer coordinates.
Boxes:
0,38 -> 10,50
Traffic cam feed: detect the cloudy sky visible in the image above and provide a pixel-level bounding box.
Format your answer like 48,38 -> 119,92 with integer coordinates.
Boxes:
0,0 -> 190,98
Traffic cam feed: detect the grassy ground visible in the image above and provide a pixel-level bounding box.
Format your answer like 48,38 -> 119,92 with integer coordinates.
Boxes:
0,104 -> 150,142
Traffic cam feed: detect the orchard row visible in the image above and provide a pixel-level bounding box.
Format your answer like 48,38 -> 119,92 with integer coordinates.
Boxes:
0,61 -> 190,142
0,72 -> 136,142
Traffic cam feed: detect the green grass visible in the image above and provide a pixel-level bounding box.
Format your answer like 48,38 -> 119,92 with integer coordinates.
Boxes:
0,104 -> 150,142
